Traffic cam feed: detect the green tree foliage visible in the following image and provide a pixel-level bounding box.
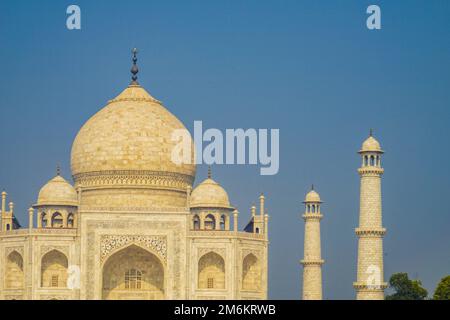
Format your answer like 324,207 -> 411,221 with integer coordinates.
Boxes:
433,276 -> 450,300
385,273 -> 428,300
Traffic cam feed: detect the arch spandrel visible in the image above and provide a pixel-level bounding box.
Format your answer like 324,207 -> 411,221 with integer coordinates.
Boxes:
100,235 -> 167,266
197,248 -> 226,261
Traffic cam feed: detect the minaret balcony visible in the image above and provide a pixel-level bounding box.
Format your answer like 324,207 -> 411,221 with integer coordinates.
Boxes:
358,167 -> 384,176
353,282 -> 388,290
300,259 -> 324,266
302,213 -> 323,221
355,227 -> 386,237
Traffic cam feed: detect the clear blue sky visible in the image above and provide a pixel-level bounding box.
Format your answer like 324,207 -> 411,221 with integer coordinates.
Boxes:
0,0 -> 449,299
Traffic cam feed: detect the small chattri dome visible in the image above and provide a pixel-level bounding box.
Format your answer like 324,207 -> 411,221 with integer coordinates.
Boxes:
37,175 -> 78,206
304,189 -> 321,203
360,135 -> 383,153
190,178 -> 232,209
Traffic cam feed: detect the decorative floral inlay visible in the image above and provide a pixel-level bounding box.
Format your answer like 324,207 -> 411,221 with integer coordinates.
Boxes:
5,246 -> 24,257
73,170 -> 193,190
41,246 -> 69,258
40,295 -> 70,300
100,235 -> 167,263
242,248 -> 262,261
198,247 -> 226,260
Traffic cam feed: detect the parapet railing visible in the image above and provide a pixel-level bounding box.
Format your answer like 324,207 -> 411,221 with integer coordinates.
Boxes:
188,230 -> 266,240
0,228 -> 77,237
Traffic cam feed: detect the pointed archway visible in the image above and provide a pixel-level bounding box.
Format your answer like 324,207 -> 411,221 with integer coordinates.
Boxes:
41,250 -> 68,288
198,252 -> 225,289
242,253 -> 261,291
102,244 -> 165,300
5,251 -> 24,289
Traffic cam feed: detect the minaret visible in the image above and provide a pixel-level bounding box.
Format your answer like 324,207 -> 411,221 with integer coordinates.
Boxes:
301,185 -> 324,300
354,130 -> 387,300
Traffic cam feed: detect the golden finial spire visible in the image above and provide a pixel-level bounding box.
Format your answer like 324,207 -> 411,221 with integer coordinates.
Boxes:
369,128 -> 373,137
207,166 -> 212,179
56,164 -> 61,176
130,48 -> 139,85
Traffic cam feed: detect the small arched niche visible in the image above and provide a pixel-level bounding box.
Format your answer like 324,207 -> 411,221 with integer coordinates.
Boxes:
198,252 -> 225,290
204,214 -> 216,230
242,253 -> 261,291
5,251 -> 24,289
51,212 -> 63,228
41,250 -> 68,288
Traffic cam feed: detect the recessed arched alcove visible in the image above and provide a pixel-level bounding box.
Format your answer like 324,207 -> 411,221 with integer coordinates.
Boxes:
102,245 -> 165,300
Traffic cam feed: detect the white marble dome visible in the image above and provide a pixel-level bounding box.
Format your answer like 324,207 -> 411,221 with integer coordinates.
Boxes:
70,84 -> 196,182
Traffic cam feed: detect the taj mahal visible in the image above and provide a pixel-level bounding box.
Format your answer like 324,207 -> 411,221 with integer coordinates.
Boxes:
0,51 -> 386,300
